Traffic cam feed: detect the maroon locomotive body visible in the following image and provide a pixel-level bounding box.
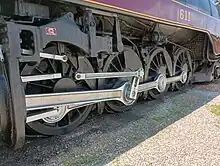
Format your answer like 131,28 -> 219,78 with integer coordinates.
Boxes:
87,0 -> 220,54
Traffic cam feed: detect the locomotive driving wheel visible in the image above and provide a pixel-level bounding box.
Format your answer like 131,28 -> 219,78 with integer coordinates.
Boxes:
172,48 -> 192,91
145,47 -> 171,99
103,48 -> 143,113
21,44 -> 94,135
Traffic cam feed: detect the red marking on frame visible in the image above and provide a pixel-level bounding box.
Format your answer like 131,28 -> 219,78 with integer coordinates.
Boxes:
45,27 -> 57,36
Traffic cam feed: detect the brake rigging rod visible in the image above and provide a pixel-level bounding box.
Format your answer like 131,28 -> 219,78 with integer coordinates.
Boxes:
20,48 -> 68,63
75,68 -> 187,93
21,73 -> 62,82
75,68 -> 144,80
138,71 -> 188,93
39,52 -> 68,62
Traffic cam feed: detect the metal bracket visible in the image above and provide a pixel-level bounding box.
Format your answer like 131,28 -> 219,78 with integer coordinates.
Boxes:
113,17 -> 123,52
40,52 -> 68,62
192,63 -> 215,83
86,10 -> 97,57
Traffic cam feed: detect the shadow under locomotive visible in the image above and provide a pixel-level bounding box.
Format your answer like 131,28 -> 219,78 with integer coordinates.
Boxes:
0,87 -> 219,166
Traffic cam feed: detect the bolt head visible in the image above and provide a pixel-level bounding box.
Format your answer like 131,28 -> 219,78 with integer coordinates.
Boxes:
157,74 -> 167,92
76,74 -> 81,79
181,71 -> 188,83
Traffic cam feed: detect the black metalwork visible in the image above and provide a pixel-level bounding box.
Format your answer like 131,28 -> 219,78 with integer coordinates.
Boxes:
22,44 -> 94,135
144,47 -> 172,99
172,48 -> 192,90
103,48 -> 143,112
0,22 -> 26,149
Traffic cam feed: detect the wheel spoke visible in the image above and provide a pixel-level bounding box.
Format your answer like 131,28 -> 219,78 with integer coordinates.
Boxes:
152,59 -> 159,69
179,53 -> 183,62
76,109 -> 82,117
67,113 -> 72,124
110,62 -> 121,72
35,61 -> 56,84
159,54 -> 164,66
29,82 -> 53,89
175,70 -> 182,75
48,59 -> 57,73
23,44 -> 93,136
173,49 -> 192,91
155,54 -> 160,66
146,49 -> 171,100
150,67 -> 158,72
116,55 -> 123,71
103,49 -> 143,113
176,64 -> 182,69
35,67 -> 44,74
177,57 -> 182,64
183,53 -> 187,64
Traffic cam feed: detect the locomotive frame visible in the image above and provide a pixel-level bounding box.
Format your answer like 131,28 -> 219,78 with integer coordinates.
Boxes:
0,0 -> 220,149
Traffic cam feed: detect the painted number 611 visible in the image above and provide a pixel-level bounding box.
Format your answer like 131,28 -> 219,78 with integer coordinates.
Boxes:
179,9 -> 191,21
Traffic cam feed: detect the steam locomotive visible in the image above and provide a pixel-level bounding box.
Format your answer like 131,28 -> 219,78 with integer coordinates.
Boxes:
0,0 -> 220,149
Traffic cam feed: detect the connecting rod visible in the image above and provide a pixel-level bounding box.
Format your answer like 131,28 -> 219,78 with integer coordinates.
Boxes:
26,83 -> 133,111
138,71 -> 188,93
75,68 -> 144,80
26,69 -> 144,111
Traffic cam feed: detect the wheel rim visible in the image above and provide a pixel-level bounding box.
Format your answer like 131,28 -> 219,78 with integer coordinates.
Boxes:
103,48 -> 143,113
173,49 -> 192,91
21,44 -> 94,135
145,48 -> 171,99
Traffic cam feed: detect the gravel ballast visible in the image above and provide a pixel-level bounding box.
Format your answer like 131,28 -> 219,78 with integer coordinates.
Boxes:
0,83 -> 220,166
106,96 -> 220,166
